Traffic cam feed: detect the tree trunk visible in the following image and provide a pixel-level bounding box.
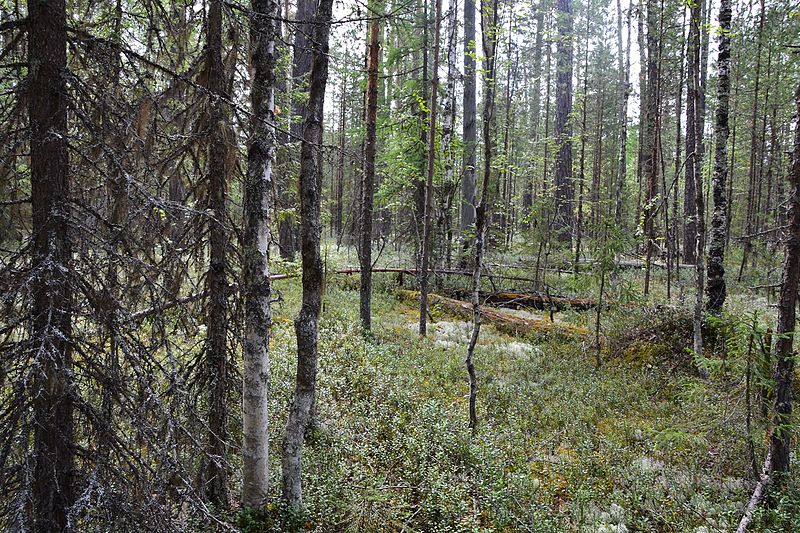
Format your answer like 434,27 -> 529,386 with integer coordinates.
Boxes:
464,0 -> 498,430
554,0 -> 574,242
614,0 -> 632,227
360,10 -> 380,331
634,0 -> 647,229
281,0 -> 333,508
29,1 -> 75,529
414,0 -> 430,255
440,0 -> 459,265
687,0 -> 706,374
461,0 -> 477,247
241,0 -> 278,509
739,0 -> 765,280
590,91 -> 605,231
672,9 -> 686,275
204,0 -> 230,507
541,28 -> 553,206
280,0 -> 318,260
642,0 -> 659,296
419,0 -> 442,336
524,7 -> 545,219
334,76 -> 347,242
706,0 -> 731,312
575,4 -> 590,269
683,2 -> 699,265
769,82 -> 800,475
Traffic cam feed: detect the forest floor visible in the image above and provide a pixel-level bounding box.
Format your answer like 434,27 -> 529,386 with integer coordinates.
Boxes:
241,244 -> 798,532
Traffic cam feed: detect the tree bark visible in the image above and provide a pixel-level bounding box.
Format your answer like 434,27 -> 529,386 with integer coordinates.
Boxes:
360,10 -> 380,331
281,0 -> 333,508
461,0 -> 477,247
463,0 -> 498,430
634,0 -> 646,229
523,7 -> 545,218
687,0 -> 706,374
419,0 -> 442,336
334,76 -> 347,242
706,0 -> 731,312
642,0 -> 658,296
29,1 -> 75,529
241,0 -> 278,509
280,0 -> 318,260
739,0 -> 765,280
440,0 -> 459,266
769,82 -> 800,475
614,0 -> 631,227
683,2 -> 699,265
204,0 -> 230,508
671,9 -> 686,274
575,4 -> 590,269
554,0 -> 574,242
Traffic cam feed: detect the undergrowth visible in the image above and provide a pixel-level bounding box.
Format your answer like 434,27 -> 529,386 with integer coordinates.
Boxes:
230,277 -> 795,532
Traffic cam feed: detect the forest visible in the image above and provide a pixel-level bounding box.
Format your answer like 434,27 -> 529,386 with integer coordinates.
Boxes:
1,0 -> 800,530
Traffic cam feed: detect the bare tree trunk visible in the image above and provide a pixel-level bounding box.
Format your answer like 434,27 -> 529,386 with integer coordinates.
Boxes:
683,2 -> 699,265
642,0 -> 658,296
334,77 -> 347,242
360,10 -> 380,331
769,82 -> 800,475
590,92 -> 605,231
541,29 -> 553,205
440,0 -> 459,265
634,0 -> 646,229
554,0 -> 574,242
415,0 -> 430,254
614,0 -> 632,227
739,0 -> 765,280
281,0 -> 333,508
280,0 -> 318,260
706,0 -> 731,312
419,0 -> 442,336
241,0 -> 278,509
575,4 -> 590,270
499,12 -> 516,240
524,7 -> 545,220
464,0 -> 498,431
29,1 -> 74,529
461,0 -> 477,248
687,0 -> 706,374
204,0 -> 230,507
726,71 -> 739,248
672,9 -> 686,277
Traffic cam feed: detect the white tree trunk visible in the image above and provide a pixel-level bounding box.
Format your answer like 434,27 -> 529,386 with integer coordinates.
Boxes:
241,0 -> 279,509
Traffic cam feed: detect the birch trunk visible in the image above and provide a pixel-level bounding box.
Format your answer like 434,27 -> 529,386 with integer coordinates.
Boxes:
706,0 -> 731,312
241,0 -> 279,508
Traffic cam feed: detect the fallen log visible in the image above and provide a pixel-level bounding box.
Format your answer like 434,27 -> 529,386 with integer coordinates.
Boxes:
396,290 -> 588,338
612,259 -> 695,270
335,266 -> 541,286
736,452 -> 772,533
446,289 -> 603,311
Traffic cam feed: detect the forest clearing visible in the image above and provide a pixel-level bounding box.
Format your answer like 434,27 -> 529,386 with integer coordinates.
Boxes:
1,0 -> 800,530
